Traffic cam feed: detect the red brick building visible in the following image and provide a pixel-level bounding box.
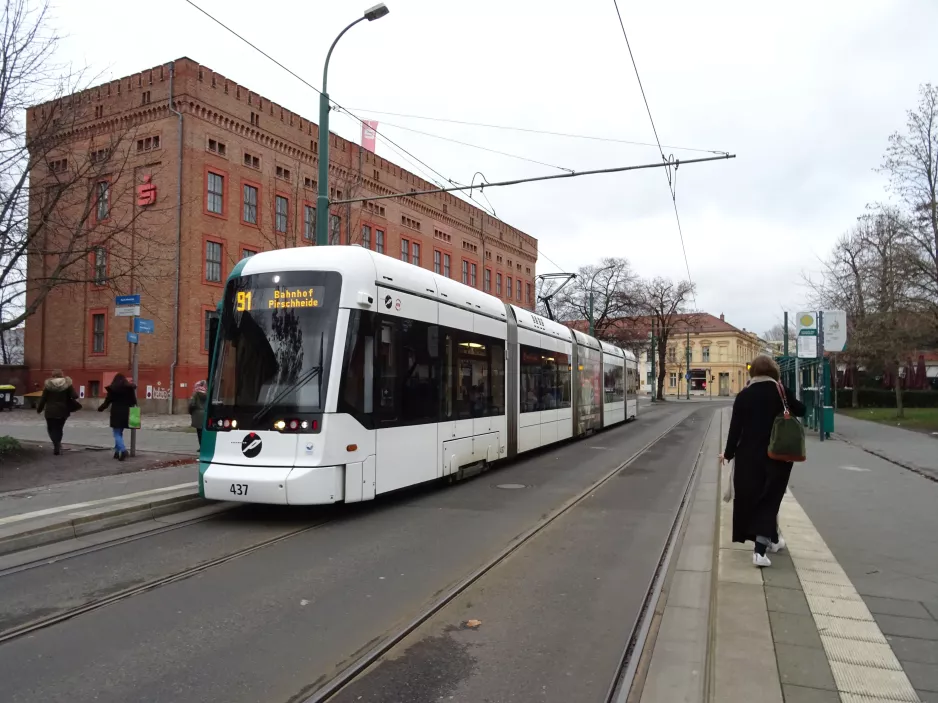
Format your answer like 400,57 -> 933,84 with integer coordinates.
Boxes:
24,58 -> 538,412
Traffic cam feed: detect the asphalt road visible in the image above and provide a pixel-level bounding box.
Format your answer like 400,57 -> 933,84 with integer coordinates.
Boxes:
0,401 -> 713,703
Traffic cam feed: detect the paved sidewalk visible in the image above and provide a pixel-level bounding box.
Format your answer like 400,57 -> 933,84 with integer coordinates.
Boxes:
834,413 -> 938,481
0,461 -> 205,557
0,415 -> 197,455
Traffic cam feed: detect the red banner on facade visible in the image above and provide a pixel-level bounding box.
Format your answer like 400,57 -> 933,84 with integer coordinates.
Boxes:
361,120 -> 378,153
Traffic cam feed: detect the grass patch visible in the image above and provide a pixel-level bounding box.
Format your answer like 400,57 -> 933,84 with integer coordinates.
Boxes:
839,407 -> 938,432
0,436 -> 22,455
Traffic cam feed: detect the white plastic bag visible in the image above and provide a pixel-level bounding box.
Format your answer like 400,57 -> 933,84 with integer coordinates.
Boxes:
722,459 -> 735,503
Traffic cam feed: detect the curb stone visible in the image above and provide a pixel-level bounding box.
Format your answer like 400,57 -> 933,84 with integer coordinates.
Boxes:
0,492 -> 208,557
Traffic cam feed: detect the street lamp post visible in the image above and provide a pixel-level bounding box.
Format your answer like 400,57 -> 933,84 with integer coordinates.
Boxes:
587,264 -> 615,337
315,4 -> 390,247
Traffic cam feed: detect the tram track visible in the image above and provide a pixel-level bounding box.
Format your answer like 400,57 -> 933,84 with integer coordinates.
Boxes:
0,515 -> 334,644
297,410 -> 709,703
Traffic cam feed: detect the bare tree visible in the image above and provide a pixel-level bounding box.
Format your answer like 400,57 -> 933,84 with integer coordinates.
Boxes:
631,276 -> 696,400
881,83 -> 938,328
533,257 -> 636,339
0,0 -> 174,333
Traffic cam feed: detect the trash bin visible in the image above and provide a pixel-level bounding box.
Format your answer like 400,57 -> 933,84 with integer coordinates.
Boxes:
823,406 -> 834,434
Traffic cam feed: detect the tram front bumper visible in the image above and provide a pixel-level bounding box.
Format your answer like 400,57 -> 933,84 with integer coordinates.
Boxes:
201,463 -> 345,505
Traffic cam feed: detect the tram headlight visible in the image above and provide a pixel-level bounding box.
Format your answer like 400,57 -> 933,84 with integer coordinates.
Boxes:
230,420 -> 238,429
274,420 -> 286,431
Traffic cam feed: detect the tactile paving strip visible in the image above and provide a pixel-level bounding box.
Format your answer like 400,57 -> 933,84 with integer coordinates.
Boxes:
779,492 -> 918,701
802,581 -> 864,601
828,661 -> 919,701
820,636 -> 904,670
806,594 -> 875,621
813,614 -> 888,644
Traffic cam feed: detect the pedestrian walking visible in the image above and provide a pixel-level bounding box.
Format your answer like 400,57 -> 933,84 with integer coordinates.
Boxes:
719,355 -> 806,567
188,380 -> 207,450
36,370 -> 79,455
98,373 -> 138,461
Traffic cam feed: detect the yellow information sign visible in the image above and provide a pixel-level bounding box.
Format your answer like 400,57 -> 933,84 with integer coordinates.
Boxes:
235,286 -> 325,312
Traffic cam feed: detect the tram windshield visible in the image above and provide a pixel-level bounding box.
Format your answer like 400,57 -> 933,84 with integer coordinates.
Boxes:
209,271 -> 341,424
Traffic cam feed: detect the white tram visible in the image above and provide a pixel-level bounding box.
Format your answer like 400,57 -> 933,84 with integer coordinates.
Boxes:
199,246 -> 639,504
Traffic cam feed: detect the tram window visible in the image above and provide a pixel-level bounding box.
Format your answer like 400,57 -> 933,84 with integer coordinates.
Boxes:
604,364 -> 624,403
520,345 -> 571,412
376,320 -> 399,424
339,310 -> 376,427
398,318 -> 440,425
441,332 -> 455,420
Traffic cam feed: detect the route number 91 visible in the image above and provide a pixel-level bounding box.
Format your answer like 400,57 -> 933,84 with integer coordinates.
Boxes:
236,291 -> 253,312
230,483 -> 249,496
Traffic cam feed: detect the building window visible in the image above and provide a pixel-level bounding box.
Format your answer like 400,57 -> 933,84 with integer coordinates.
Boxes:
204,309 -> 219,352
304,177 -> 316,190
89,380 -> 101,398
136,135 -> 160,153
507,276 -> 513,300
702,346 -> 710,362
275,195 -> 288,233
93,247 -> 107,285
49,158 -> 67,174
375,229 -> 384,254
275,165 -> 291,181
484,269 -> 491,292
362,225 -> 371,249
496,273 -> 502,296
412,242 -> 420,266
207,138 -> 227,156
207,172 -> 224,215
434,250 -> 441,274
330,214 -> 340,244
668,347 -> 676,363
470,263 -> 477,288
401,238 -> 409,262
243,152 -> 260,169
526,283 -> 532,305
92,313 -> 106,354
516,279 -> 521,301
304,205 -> 315,240
96,180 -> 109,221
669,372 -> 677,388
443,254 -> 451,278
141,90 -> 151,105
205,240 -> 222,282
241,248 -> 257,259
462,260 -> 468,284
242,184 -> 258,225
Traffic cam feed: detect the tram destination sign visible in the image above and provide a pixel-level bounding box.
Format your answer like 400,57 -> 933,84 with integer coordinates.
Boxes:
236,286 -> 325,312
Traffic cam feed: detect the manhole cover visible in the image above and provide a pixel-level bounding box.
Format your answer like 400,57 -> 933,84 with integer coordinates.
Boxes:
496,483 -> 526,490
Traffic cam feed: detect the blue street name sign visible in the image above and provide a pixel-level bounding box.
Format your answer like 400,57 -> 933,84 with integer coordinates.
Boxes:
134,318 -> 154,334
127,332 -> 139,344
685,372 -> 691,381
116,294 -> 141,306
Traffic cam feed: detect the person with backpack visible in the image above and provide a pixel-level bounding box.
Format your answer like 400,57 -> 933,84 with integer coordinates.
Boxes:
36,370 -> 79,455
188,380 -> 207,450
98,373 -> 138,461
719,355 -> 806,567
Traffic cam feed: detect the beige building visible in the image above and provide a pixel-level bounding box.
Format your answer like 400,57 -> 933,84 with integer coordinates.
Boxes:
586,313 -> 765,397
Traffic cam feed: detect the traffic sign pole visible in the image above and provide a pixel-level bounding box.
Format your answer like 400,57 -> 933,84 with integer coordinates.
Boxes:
818,310 -> 825,443
131,335 -> 138,457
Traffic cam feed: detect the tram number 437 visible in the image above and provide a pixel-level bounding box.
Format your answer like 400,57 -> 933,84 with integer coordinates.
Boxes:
230,483 -> 249,496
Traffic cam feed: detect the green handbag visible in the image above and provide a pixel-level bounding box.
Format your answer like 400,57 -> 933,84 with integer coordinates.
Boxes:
767,382 -> 806,462
128,406 -> 142,430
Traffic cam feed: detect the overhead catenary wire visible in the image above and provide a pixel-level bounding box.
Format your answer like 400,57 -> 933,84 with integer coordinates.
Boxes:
347,107 -> 729,156
374,119 -> 574,173
610,0 -> 697,307
182,0 -> 469,199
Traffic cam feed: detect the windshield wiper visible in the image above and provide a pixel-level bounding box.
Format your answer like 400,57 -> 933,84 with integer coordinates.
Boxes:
252,332 -> 326,425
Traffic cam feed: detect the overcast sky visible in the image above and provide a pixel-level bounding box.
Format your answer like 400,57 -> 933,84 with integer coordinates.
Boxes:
52,0 -> 938,335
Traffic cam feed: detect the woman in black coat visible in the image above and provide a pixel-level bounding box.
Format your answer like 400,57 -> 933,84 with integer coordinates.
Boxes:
98,373 -> 138,461
720,355 -> 805,567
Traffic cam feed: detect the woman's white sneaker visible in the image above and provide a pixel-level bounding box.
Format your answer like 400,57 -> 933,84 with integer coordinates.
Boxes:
753,553 -> 772,567
770,537 -> 787,553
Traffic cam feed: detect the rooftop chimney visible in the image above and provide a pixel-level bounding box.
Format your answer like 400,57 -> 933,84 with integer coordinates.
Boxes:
720,313 -> 725,321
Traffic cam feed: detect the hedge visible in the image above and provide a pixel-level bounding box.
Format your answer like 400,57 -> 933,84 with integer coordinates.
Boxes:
836,389 -> 938,409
